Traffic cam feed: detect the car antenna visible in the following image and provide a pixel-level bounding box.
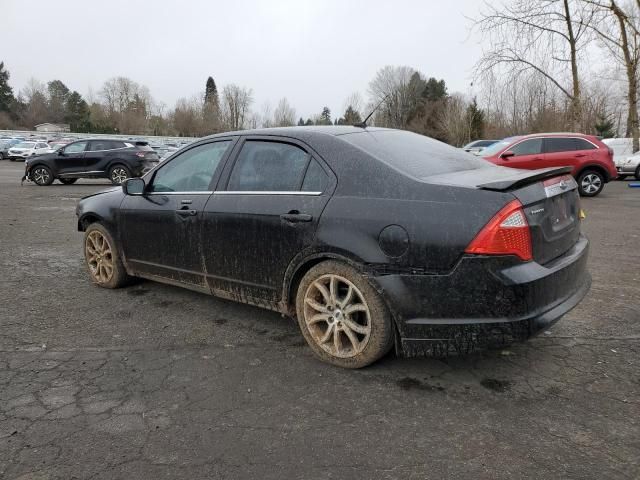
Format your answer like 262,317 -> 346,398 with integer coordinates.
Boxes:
353,95 -> 389,129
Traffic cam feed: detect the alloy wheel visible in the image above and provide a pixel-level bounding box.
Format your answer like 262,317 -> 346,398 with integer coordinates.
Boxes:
33,167 -> 51,185
85,230 -> 114,284
111,167 -> 129,184
581,173 -> 602,195
303,274 -> 371,358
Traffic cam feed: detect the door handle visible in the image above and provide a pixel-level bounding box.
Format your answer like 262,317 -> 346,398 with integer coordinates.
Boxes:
175,208 -> 197,217
280,211 -> 313,223
574,153 -> 586,158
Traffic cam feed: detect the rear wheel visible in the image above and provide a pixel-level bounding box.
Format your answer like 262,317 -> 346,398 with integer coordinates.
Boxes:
635,165 -> 640,181
32,165 -> 54,186
59,178 -> 78,185
296,260 -> 394,368
84,223 -> 131,288
0,152 -> 4,160
109,165 -> 130,185
577,170 -> 604,197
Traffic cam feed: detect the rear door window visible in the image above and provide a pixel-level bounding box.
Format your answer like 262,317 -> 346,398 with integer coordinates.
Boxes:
511,139 -> 543,156
545,138 -> 579,153
573,138 -> 597,151
301,158 -> 329,192
227,141 -> 310,191
88,140 -> 110,151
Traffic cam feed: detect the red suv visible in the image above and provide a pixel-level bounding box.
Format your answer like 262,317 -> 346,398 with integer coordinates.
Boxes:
481,133 -> 617,197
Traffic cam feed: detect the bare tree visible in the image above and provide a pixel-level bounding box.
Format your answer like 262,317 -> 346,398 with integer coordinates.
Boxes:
368,66 -> 422,128
581,0 -> 640,151
342,92 -> 364,117
273,97 -> 296,127
220,84 -> 253,130
473,0 -> 595,131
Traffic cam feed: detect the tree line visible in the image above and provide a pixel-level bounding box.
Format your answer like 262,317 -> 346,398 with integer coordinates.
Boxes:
0,0 -> 637,147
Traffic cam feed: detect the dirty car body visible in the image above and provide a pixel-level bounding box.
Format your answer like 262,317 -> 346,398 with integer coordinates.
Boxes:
76,127 -> 591,359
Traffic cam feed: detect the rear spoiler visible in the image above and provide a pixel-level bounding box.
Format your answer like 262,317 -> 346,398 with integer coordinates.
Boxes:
423,166 -> 574,192
477,167 -> 573,191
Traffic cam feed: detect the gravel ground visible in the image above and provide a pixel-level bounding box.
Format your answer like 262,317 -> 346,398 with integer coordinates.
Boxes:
0,161 -> 638,479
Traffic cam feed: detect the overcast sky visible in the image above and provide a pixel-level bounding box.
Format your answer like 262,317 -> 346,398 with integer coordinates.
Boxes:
4,0 -> 483,119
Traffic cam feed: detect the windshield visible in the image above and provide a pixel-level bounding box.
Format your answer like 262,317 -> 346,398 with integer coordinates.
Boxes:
341,129 -> 491,178
15,142 -> 35,149
480,138 -> 518,157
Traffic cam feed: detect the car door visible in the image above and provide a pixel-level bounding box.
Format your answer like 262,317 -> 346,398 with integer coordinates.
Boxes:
119,138 -> 236,287
201,137 -> 335,305
84,140 -> 113,174
55,141 -> 88,175
542,137 -> 583,172
500,138 -> 544,169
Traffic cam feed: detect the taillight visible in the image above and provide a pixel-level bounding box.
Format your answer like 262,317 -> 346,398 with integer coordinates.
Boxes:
135,152 -> 146,158
465,200 -> 533,261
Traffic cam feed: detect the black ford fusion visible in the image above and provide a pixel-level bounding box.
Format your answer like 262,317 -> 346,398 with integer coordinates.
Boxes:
76,127 -> 590,368
24,138 -> 159,186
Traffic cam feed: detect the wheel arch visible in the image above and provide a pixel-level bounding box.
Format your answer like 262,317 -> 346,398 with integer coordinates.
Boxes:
576,164 -> 610,183
282,251 -> 402,349
78,213 -> 105,232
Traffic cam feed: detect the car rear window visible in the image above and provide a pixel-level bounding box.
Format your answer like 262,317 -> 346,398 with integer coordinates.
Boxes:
340,130 -> 490,178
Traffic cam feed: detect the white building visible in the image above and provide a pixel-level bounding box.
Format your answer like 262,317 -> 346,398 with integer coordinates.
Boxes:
34,123 -> 70,133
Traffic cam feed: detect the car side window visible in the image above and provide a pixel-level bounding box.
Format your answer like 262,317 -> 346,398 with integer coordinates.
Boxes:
301,158 -> 329,192
574,138 -> 597,151
64,141 -> 87,154
227,141 -> 310,191
511,139 -> 543,156
88,141 -> 109,151
545,138 -> 578,153
149,140 -> 231,193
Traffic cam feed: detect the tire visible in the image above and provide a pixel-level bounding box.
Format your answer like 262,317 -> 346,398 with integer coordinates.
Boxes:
109,164 -> 131,185
59,178 -> 78,185
295,260 -> 394,368
83,223 -> 131,289
635,165 -> 640,181
577,169 -> 605,197
31,165 -> 54,186
617,175 -> 628,180
0,152 -> 4,160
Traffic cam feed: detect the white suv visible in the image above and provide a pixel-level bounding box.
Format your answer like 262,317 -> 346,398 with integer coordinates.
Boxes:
7,141 -> 51,161
601,137 -> 640,179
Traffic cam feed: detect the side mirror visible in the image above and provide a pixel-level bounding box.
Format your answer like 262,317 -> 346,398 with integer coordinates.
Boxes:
501,150 -> 515,159
122,177 -> 145,195
57,149 -> 64,156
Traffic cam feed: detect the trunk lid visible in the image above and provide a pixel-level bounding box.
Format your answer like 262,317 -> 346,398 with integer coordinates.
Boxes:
426,166 -> 581,265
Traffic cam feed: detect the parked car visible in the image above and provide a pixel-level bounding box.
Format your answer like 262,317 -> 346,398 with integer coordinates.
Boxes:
462,139 -> 498,155
601,138 -> 640,179
0,139 -> 21,159
76,127 -> 590,368
7,141 -> 51,161
24,138 -> 159,186
481,133 -> 617,197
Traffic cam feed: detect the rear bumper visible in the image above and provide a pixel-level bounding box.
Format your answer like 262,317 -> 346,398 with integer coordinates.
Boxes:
372,235 -> 590,351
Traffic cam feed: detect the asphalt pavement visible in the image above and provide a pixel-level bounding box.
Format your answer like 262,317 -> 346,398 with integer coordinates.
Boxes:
0,161 -> 638,479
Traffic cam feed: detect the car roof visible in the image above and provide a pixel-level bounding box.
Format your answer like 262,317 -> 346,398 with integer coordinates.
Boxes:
200,125 -> 387,141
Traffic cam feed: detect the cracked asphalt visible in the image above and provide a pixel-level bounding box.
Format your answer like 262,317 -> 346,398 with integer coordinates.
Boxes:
0,161 -> 638,479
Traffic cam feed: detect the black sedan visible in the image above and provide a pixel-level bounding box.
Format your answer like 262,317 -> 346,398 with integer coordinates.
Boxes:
76,127 -> 591,368
24,138 -> 159,186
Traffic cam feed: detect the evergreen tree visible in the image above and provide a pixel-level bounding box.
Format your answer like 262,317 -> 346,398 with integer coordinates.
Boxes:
318,106 -> 332,125
64,91 -> 92,132
204,76 -> 218,105
304,118 -> 313,126
423,78 -> 447,101
0,62 -> 15,114
594,114 -> 615,138
297,117 -> 305,126
342,105 -> 362,125
466,98 -> 485,140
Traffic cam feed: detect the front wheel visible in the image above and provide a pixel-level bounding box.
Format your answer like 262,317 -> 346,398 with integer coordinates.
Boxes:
31,165 -> 54,186
635,165 -> 640,181
0,152 -> 4,160
295,260 -> 394,368
84,223 -> 131,288
578,170 -> 605,197
109,165 -> 131,185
